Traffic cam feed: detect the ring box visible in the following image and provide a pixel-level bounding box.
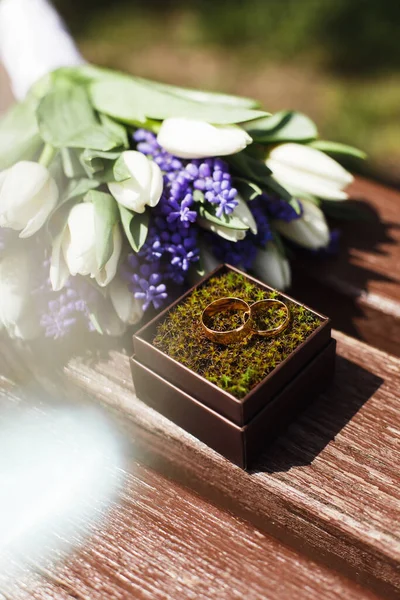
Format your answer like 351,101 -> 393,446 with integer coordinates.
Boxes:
131,264 -> 335,469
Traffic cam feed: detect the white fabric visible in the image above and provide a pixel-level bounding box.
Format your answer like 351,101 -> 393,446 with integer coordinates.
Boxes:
0,0 -> 84,99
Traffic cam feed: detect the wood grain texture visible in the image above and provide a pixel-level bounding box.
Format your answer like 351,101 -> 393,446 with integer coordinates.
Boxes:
1,330 -> 399,598
291,176 -> 400,355
0,383 -> 380,600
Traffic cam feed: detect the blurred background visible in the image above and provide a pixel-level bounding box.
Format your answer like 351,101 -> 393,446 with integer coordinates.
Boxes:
52,0 -> 400,185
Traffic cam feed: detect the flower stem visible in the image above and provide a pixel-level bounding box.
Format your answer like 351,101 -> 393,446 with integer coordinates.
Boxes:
38,143 -> 57,168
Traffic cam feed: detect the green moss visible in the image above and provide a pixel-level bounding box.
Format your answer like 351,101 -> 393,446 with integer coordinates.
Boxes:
152,271 -> 321,399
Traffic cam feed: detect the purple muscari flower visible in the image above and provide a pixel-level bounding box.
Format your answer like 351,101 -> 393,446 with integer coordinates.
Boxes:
209,235 -> 258,271
249,197 -> 273,246
191,158 -> 238,217
39,276 -> 98,340
167,233 -> 199,272
130,130 -> 244,312
263,193 -> 303,222
166,193 -> 197,226
33,255 -> 98,340
129,262 -> 168,311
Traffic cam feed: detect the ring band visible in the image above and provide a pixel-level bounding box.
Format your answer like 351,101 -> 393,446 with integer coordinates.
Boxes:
201,297 -> 252,345
250,299 -> 290,338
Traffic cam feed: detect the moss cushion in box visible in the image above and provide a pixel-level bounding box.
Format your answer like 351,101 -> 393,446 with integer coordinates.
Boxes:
133,265 -> 333,426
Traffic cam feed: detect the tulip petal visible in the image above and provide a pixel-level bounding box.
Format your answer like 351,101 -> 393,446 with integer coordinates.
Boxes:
64,203 -> 98,277
0,161 -> 50,214
19,176 -> 59,238
0,169 -> 7,193
233,195 -> 258,235
157,118 -> 252,159
91,298 -> 127,337
198,218 -> 247,242
252,243 -> 291,290
273,199 -> 330,249
267,143 -> 353,201
50,229 -> 70,291
148,161 -> 164,208
96,223 -> 122,287
108,179 -> 146,213
109,277 -> 143,325
0,248 -> 30,326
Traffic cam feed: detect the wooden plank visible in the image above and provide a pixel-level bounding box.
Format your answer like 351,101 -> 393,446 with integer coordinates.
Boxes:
292,176 -> 400,355
0,380 -> 381,600
1,330 -> 399,598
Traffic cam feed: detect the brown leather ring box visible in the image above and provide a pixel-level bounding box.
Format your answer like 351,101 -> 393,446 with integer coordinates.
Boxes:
131,264 -> 336,469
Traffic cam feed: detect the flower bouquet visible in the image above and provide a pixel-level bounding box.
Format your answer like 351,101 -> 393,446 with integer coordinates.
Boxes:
0,0 -> 365,342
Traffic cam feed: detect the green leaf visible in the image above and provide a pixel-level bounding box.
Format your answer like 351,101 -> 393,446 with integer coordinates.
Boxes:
37,82 -> 123,151
85,190 -> 119,269
136,77 -> 260,109
88,312 -> 104,335
61,148 -> 87,178
119,205 -> 149,252
100,114 -> 129,148
309,140 -> 367,160
66,178 -> 100,200
198,205 -> 249,231
193,257 -> 205,278
0,95 -> 42,169
234,178 -> 263,202
51,65 -> 260,110
228,151 -> 293,202
113,154 -> 131,182
244,111 -> 318,143
80,148 -> 122,178
228,151 -> 270,177
90,77 -> 268,125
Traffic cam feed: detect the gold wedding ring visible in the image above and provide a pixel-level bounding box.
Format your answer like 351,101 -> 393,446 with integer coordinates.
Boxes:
201,297 -> 252,345
250,299 -> 290,338
201,297 -> 290,345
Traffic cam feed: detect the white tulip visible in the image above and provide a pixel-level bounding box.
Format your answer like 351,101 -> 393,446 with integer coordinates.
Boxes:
0,247 -> 40,340
92,299 -> 127,337
108,151 -> 163,214
273,198 -> 330,250
233,194 -> 258,235
0,161 -> 58,238
109,277 -> 143,326
266,143 -> 353,201
198,219 -> 247,242
157,118 -> 252,159
50,203 -> 122,291
252,243 -> 291,291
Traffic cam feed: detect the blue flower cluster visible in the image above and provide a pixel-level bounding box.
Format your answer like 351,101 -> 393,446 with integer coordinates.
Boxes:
35,258 -> 96,340
123,130 -> 239,312
265,193 -> 303,222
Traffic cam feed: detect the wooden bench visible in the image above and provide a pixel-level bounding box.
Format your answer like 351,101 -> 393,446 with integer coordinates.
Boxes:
1,327 -> 399,599
292,177 -> 400,356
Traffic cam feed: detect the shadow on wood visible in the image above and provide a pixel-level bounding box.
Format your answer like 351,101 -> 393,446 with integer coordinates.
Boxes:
253,355 -> 384,474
